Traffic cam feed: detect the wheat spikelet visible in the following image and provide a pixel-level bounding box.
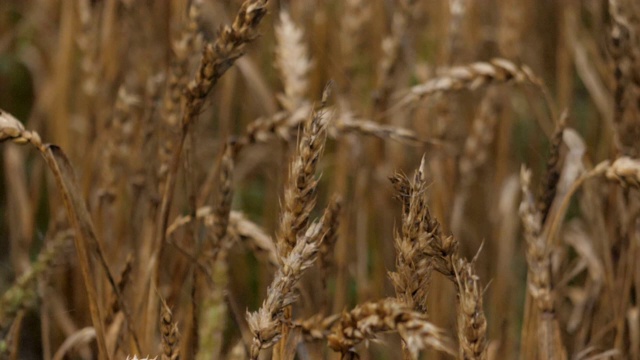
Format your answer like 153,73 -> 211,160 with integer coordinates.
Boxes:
396,59 -> 542,110
340,0 -> 370,74
183,0 -> 268,125
157,0 -> 203,188
207,141 -> 235,247
451,89 -> 501,235
389,157 -> 432,313
163,0 -> 202,127
456,259 -> 488,360
276,84 -> 331,259
607,0 -> 640,157
294,313 -> 341,342
0,109 -> 44,151
605,156 -> 640,188
520,167 -> 556,314
458,89 -> 501,189
537,112 -> 568,222
246,221 -> 324,358
76,0 -> 99,98
160,299 -> 180,360
275,10 -> 312,111
421,208 -> 458,281
519,166 -> 567,360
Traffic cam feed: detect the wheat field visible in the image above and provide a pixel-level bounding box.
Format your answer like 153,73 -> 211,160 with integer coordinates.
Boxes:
1,0 -> 639,359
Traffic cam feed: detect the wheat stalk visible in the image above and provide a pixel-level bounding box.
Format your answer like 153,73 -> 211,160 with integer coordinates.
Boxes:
1,109 -> 115,358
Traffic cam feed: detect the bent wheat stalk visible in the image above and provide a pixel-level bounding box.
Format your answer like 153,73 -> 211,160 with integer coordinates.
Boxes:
1,109 -> 111,359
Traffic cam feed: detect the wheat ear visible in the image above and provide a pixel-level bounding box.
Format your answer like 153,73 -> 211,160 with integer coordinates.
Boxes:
389,156 -> 432,313
327,298 -> 456,359
246,221 -> 325,358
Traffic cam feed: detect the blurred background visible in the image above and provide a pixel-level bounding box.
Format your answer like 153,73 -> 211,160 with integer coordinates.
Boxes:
0,0 -> 638,359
